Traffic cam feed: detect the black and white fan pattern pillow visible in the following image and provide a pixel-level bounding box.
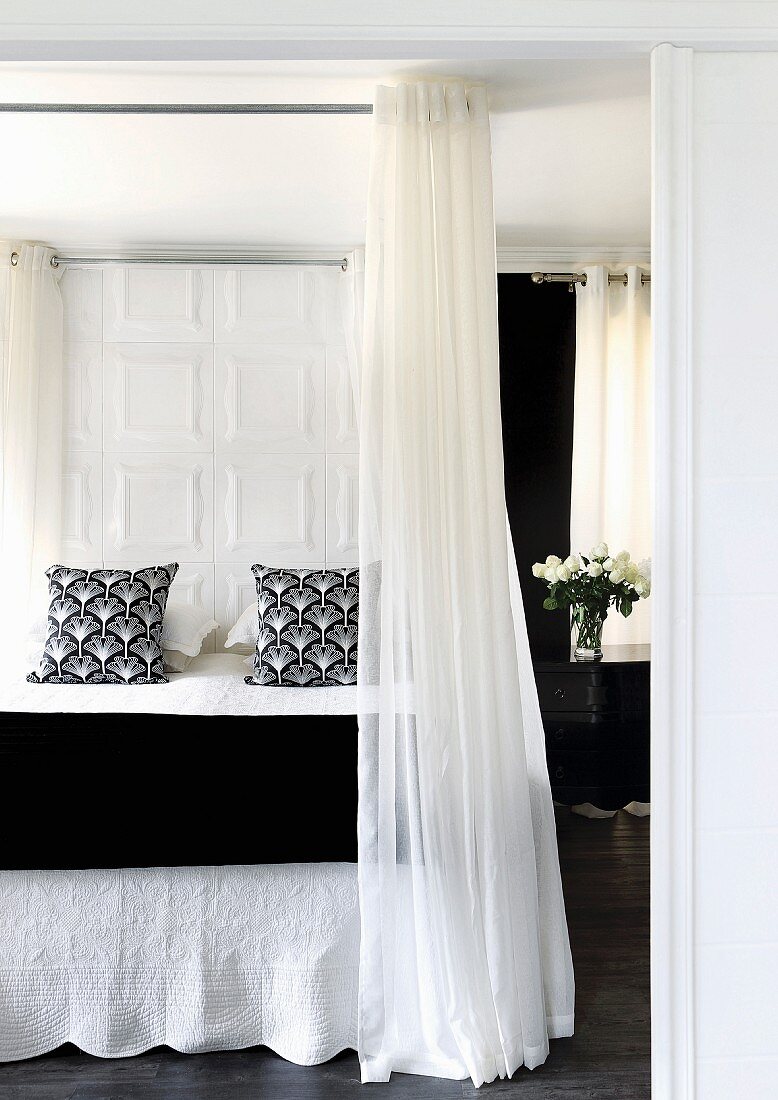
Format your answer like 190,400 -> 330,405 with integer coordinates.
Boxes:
28,563 -> 179,684
245,565 -> 359,687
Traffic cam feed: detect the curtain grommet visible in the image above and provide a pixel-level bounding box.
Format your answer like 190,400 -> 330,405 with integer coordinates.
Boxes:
10,251 -> 18,267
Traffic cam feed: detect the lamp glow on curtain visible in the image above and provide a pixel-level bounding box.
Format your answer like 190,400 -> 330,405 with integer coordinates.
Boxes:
571,266 -> 652,645
0,242 -> 64,649
353,82 -> 574,1087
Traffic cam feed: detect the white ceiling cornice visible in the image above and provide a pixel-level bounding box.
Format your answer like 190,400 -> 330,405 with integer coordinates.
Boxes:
3,2 -> 778,60
496,245 -> 650,271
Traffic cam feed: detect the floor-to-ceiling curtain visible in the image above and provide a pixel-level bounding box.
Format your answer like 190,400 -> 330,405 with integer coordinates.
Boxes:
0,242 -> 64,647
571,265 -> 652,645
355,82 -> 574,1087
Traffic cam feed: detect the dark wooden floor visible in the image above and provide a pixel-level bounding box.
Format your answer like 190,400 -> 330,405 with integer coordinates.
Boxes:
0,808 -> 649,1100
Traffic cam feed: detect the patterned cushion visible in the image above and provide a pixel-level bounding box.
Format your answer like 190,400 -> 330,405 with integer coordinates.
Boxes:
245,565 -> 358,687
28,563 -> 179,684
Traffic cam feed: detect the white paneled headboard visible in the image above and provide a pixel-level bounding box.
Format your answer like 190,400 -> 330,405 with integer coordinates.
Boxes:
61,263 -> 358,649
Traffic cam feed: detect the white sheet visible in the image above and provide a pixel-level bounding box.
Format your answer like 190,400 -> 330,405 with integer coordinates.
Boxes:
0,862 -> 359,1063
0,653 -> 360,716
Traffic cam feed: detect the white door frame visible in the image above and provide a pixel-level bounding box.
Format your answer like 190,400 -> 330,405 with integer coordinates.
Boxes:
7,9 -> 778,1099
650,42 -> 696,1100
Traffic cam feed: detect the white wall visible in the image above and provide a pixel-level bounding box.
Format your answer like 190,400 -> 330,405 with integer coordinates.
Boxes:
653,46 -> 778,1100
691,52 -> 778,1099
60,262 -> 358,647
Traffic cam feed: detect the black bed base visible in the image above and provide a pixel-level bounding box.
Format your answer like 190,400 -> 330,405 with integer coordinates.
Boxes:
0,712 -> 358,869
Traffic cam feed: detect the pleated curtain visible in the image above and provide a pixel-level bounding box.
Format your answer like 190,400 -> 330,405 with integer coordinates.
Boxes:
0,242 -> 64,646
571,265 -> 652,645
354,82 -> 574,1087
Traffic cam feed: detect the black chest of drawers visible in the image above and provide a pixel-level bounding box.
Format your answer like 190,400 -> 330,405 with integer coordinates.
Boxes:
533,644 -> 650,810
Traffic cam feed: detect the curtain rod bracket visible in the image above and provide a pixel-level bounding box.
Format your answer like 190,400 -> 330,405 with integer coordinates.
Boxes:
532,270 -> 650,288
531,271 -> 587,289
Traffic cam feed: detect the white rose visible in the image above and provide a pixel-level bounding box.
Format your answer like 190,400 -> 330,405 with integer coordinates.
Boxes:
603,557 -> 615,571
545,555 -> 561,567
625,561 -> 639,584
637,558 -> 652,583
556,564 -> 571,582
609,567 -> 626,584
616,550 -> 630,563
587,562 -> 603,577
544,566 -> 558,583
564,555 -> 580,573
590,543 -> 608,560
635,578 -> 651,598
532,562 -> 546,578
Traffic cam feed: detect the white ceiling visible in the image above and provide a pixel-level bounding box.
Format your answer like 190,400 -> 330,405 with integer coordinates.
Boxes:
0,60 -> 650,252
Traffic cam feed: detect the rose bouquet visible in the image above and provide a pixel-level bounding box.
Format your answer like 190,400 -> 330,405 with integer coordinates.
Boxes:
531,543 -> 651,660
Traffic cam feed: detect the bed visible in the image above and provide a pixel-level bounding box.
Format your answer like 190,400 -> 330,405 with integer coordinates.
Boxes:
0,654 -> 360,869
0,653 -> 361,1063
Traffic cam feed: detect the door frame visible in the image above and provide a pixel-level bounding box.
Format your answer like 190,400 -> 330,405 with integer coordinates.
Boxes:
8,8 -> 778,1097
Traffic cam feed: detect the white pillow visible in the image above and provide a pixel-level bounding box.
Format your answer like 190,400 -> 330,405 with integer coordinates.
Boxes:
224,604 -> 259,655
26,615 -> 50,665
161,601 -> 219,658
164,650 -> 194,674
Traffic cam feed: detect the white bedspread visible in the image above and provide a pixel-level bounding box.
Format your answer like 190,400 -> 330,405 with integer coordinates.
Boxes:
0,863 -> 359,1063
0,653 -> 360,716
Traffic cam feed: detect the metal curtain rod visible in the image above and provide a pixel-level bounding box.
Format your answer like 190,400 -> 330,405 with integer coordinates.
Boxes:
10,252 -> 349,270
0,103 -> 373,115
531,271 -> 651,293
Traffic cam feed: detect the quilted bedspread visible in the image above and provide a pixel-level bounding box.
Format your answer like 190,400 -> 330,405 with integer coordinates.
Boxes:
0,863 -> 359,1063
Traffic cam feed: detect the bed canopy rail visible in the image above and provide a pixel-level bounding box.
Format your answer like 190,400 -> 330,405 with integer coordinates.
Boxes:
9,252 -> 351,270
0,102 -> 373,115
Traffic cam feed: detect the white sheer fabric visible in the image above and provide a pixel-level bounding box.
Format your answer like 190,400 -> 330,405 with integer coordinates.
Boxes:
0,242 -> 63,643
571,265 -> 652,645
339,248 -> 365,409
355,83 -> 574,1087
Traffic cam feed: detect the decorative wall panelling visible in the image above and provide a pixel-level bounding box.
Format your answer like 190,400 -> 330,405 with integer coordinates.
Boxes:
214,454 -> 325,563
214,344 -> 325,452
104,344 -> 213,452
60,263 -> 358,650
103,453 -> 214,562
103,267 -> 214,343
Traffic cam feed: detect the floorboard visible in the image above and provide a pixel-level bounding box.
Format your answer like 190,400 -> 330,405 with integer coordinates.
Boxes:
0,808 -> 649,1099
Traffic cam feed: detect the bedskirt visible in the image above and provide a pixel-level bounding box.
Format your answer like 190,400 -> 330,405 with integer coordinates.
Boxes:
0,863 -> 359,1064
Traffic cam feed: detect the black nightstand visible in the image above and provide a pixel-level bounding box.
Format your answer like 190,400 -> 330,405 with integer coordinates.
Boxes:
533,644 -> 650,810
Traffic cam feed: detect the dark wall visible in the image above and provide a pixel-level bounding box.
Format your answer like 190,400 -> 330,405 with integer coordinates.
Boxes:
498,274 -> 577,659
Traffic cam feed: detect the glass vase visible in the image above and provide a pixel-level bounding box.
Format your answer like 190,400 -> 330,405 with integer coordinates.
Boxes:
572,606 -> 605,662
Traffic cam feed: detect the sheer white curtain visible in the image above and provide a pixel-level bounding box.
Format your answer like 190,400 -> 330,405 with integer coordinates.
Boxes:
571,265 -> 652,645
0,242 -> 64,645
354,82 -> 574,1087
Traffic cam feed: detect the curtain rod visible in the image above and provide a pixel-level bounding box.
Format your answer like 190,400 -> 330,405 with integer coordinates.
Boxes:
531,271 -> 651,292
0,103 -> 373,115
10,252 -> 349,270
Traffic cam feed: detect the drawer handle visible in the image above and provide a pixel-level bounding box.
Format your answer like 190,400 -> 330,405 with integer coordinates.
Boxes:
554,687 -> 566,699
554,728 -> 565,741
554,766 -> 565,780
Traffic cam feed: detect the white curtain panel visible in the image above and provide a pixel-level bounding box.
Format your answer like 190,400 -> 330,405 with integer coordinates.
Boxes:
356,82 -> 574,1087
0,242 -> 64,641
339,247 -> 365,409
571,265 -> 652,645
